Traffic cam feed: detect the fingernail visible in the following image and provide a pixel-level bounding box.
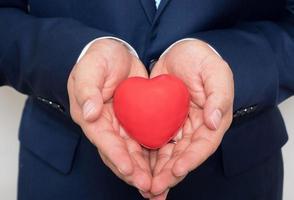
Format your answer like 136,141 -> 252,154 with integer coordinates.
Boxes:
210,109 -> 222,130
83,100 -> 95,120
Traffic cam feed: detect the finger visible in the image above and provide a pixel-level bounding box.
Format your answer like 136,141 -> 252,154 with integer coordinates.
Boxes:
97,131 -> 134,175
129,58 -> 149,78
184,77 -> 207,108
99,152 -> 135,186
84,114 -> 134,176
83,105 -> 132,173
100,149 -> 151,192
183,106 -> 203,136
172,125 -> 221,177
99,152 -> 127,181
152,163 -> 186,195
151,155 -> 182,195
139,190 -> 152,199
153,143 -> 174,175
200,58 -> 234,130
150,189 -> 169,200
150,59 -> 168,78
150,150 -> 158,171
151,138 -> 190,195
170,136 -> 191,159
73,55 -> 106,122
142,148 -> 150,167
100,153 -> 141,189
126,139 -> 152,192
131,157 -> 152,192
173,128 -> 183,142
118,125 -> 131,139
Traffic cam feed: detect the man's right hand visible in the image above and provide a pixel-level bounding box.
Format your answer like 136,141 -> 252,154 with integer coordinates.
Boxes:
67,39 -> 152,193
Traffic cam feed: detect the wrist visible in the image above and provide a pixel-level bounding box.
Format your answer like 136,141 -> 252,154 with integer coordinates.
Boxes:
87,38 -> 128,54
160,38 -> 221,59
77,37 -> 138,63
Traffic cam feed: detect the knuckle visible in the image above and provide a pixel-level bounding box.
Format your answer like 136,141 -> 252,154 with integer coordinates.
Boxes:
76,84 -> 98,101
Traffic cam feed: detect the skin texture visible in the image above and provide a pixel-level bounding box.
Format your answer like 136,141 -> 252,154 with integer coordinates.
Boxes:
149,39 -> 234,199
68,38 -> 234,200
67,39 -> 153,194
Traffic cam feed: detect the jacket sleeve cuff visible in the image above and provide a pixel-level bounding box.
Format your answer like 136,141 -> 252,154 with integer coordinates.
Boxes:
77,36 -> 139,62
160,38 -> 221,58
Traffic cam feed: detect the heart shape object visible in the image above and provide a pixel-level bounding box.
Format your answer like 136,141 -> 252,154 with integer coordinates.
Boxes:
113,74 -> 190,149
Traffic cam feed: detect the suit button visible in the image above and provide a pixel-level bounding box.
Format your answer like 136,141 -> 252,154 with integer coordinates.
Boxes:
27,4 -> 31,12
233,105 -> 258,119
248,105 -> 257,113
37,96 -> 65,113
150,30 -> 157,41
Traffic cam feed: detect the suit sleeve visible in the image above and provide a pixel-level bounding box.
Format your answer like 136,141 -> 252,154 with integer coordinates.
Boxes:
192,1 -> 294,112
0,0 -> 114,113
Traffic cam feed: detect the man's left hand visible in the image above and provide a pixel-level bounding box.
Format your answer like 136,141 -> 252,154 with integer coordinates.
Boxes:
149,39 -> 234,198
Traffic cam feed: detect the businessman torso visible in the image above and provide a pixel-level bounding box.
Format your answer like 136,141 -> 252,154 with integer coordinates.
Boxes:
28,0 -> 286,63
2,0 -> 292,199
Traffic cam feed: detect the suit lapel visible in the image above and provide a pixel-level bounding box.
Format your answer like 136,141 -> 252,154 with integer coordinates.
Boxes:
153,0 -> 171,24
139,0 -> 156,24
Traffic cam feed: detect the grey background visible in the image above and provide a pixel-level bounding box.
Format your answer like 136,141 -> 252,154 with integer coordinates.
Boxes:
0,86 -> 293,199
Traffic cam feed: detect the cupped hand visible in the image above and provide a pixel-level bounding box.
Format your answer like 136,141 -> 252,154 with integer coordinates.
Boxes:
149,39 -> 234,197
67,39 -> 152,193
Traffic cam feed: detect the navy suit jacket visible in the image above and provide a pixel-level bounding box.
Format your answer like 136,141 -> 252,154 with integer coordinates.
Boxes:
0,0 -> 293,193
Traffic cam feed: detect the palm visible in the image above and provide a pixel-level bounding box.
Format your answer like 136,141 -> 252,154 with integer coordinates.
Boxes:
93,103 -> 151,190
83,102 -> 152,191
150,81 -> 231,196
149,40 -> 234,196
67,38 -> 151,194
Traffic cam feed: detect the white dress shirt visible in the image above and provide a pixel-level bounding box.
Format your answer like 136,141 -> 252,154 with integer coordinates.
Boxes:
77,0 -> 220,63
155,0 -> 161,8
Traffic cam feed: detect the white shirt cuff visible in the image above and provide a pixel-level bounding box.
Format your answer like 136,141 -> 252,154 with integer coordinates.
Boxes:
77,36 -> 139,62
160,38 -> 221,58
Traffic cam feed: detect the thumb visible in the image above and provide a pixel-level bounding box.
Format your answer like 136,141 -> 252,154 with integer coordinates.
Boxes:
150,59 -> 168,78
81,93 -> 104,122
204,93 -> 228,130
201,60 -> 234,130
73,55 -> 106,122
129,59 -> 149,78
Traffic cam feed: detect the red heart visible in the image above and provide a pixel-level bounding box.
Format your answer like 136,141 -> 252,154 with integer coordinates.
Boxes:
113,74 -> 190,149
